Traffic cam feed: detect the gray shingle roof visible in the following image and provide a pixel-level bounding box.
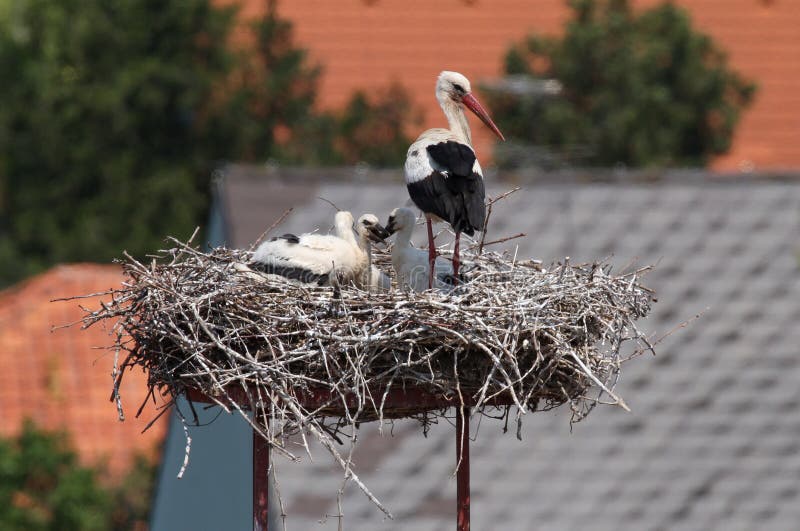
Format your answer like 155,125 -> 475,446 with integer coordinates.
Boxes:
221,166 -> 800,531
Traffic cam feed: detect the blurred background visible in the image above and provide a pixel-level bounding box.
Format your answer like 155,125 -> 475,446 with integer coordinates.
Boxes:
1,0 -> 798,530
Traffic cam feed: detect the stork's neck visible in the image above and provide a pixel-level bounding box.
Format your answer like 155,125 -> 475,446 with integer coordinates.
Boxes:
356,232 -> 370,252
336,222 -> 357,246
395,225 -> 413,248
360,237 -> 373,290
356,233 -> 373,269
441,99 -> 473,147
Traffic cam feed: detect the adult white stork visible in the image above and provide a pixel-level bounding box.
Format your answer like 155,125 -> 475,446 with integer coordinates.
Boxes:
250,211 -> 390,290
404,70 -> 505,288
385,207 -> 458,293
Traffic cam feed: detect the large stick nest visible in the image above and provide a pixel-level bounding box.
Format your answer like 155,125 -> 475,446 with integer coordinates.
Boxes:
80,239 -> 656,429
74,237 -> 655,516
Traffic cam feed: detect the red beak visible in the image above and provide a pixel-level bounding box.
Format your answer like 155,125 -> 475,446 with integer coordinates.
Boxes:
462,93 -> 505,141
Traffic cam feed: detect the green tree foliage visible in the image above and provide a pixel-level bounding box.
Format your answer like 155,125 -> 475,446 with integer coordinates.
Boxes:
109,454 -> 158,531
222,0 -> 328,163
0,420 -> 155,530
485,0 -> 756,168
0,0 -> 241,287
278,82 -> 420,167
335,82 -> 422,167
0,0 -> 421,288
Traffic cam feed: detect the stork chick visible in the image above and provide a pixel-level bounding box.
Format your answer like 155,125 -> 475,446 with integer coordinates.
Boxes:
250,211 -> 389,290
355,213 -> 392,291
385,207 -> 460,293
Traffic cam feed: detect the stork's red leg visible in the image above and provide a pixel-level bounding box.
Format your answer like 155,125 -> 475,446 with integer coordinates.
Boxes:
426,218 -> 437,289
452,232 -> 461,284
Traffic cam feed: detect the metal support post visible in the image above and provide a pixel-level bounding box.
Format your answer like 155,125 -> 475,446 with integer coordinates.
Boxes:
456,407 -> 471,531
253,419 -> 270,531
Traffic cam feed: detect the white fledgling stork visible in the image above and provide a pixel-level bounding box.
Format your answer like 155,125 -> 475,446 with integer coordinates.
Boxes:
385,207 -> 458,293
355,213 -> 392,291
250,211 -> 390,290
404,71 -> 505,288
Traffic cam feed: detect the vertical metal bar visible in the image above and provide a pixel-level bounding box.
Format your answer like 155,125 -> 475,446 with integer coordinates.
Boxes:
456,407 -> 471,531
253,419 -> 270,531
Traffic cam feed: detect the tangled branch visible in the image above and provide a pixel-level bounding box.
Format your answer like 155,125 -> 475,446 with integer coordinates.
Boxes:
67,240 -> 655,517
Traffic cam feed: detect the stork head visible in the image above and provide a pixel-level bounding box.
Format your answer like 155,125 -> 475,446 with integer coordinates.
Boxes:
333,211 -> 355,236
357,213 -> 391,243
385,207 -> 416,235
436,71 -> 505,141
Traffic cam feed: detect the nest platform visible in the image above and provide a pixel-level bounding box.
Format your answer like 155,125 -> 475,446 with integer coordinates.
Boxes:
73,238 -> 655,528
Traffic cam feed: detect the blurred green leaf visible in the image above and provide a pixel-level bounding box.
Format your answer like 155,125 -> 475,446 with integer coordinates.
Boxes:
334,82 -> 422,167
484,0 -> 756,169
0,0 -> 425,288
0,420 -> 156,531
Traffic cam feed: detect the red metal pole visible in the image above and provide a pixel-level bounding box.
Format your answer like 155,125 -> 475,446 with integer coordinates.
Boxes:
183,387 -> 513,531
253,418 -> 270,531
456,407 -> 470,531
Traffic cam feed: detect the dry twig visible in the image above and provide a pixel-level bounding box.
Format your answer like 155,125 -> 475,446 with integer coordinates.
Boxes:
67,241 -> 655,517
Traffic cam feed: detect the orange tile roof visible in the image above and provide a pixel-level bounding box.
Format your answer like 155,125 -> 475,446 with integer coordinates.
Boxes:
231,0 -> 800,171
0,264 -> 168,477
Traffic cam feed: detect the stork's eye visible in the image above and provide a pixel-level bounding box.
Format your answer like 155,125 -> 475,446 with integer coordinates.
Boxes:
361,219 -> 371,225
453,83 -> 465,94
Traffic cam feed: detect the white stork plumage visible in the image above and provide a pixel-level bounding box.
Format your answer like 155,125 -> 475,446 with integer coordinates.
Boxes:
355,213 -> 392,291
385,207 -> 457,293
404,71 -> 505,288
250,211 -> 390,290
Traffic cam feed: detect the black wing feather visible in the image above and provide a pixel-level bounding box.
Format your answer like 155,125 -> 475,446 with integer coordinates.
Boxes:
408,141 -> 486,235
270,233 -> 300,244
248,262 -> 329,285
426,141 -> 475,177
